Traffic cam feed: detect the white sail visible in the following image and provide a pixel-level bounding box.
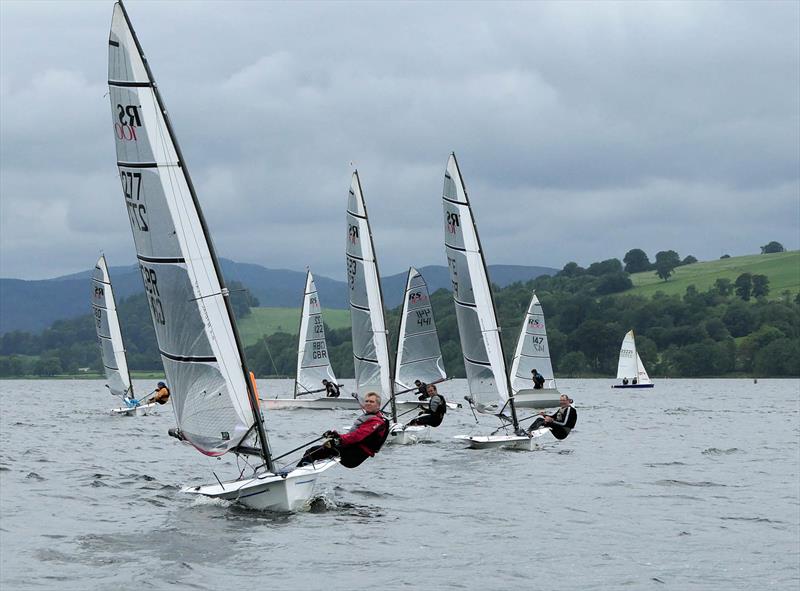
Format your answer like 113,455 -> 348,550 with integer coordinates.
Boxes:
636,353 -> 651,384
442,154 -> 509,412
91,255 -> 133,399
108,3 -> 260,457
394,267 -> 447,391
616,329 -> 651,384
346,172 -> 393,399
509,292 -> 556,394
295,270 -> 338,397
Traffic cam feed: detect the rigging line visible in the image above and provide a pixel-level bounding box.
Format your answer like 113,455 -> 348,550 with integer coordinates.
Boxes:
261,335 -> 280,377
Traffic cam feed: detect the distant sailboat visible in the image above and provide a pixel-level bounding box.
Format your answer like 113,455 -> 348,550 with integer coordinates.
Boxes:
263,270 -> 360,410
107,0 -> 335,510
509,292 -> 562,408
91,254 -> 156,416
346,172 -> 426,444
612,330 -> 654,388
442,154 -> 549,450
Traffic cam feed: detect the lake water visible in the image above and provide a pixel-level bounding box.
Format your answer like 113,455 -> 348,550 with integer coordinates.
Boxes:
1,379 -> 798,590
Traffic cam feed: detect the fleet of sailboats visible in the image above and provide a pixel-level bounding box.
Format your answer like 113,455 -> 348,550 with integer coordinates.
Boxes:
92,254 -> 155,416
612,329 -> 654,388
107,0 -> 335,511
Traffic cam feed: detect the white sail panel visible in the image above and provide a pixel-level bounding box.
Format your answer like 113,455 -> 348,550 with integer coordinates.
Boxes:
394,267 -> 446,390
295,270 -> 337,396
108,3 -> 253,455
91,255 -> 132,399
346,172 -> 392,399
442,154 -> 509,411
510,292 -> 556,394
616,330 -> 639,380
636,353 -> 652,384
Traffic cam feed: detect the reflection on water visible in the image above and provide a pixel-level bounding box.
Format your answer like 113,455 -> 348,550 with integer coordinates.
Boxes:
1,378 -> 798,590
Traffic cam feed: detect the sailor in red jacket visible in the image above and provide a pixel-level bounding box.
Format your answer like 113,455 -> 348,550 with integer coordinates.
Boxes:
298,392 -> 389,468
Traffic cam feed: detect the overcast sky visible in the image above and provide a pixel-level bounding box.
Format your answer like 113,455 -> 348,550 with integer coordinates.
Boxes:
1,0 -> 798,281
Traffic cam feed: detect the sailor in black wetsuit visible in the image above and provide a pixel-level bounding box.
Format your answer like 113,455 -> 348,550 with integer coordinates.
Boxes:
408,384 -> 447,428
531,369 -> 545,390
322,379 -> 340,398
527,394 -> 577,440
414,380 -> 429,400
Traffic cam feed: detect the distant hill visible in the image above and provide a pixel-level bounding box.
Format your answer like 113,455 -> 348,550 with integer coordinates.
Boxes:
0,259 -> 556,334
627,251 -> 799,298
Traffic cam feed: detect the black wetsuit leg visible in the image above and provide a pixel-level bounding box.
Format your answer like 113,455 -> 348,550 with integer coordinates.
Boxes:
298,444 -> 338,466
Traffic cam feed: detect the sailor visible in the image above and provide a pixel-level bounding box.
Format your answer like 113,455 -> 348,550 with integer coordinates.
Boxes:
147,381 -> 170,405
414,379 -> 429,400
632,377 -> 638,385
298,392 -> 389,468
526,394 -> 577,440
407,384 -> 447,428
322,379 -> 340,398
622,377 -> 629,385
531,368 -> 545,390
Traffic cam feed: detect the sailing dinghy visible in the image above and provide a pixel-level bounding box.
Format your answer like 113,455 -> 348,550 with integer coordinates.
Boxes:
263,270 -> 360,410
509,292 -> 561,408
92,254 -> 156,416
347,172 -> 426,445
108,1 -> 335,510
442,154 -> 549,450
612,330 -> 654,388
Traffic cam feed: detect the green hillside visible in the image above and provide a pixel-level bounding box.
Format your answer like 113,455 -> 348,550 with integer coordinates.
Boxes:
627,251 -> 800,298
238,307 -> 351,347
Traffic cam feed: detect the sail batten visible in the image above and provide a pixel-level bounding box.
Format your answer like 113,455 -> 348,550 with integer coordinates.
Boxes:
295,270 -> 338,397
442,154 -> 510,413
346,172 -> 393,401
108,2 -> 265,459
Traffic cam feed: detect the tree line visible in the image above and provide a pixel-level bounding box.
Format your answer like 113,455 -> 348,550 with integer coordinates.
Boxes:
1,248 -> 797,378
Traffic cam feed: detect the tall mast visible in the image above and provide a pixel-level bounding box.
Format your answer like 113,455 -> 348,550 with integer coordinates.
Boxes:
450,153 -> 519,430
116,0 -> 273,470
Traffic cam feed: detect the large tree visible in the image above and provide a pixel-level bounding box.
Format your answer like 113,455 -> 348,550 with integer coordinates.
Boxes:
761,241 -> 785,254
734,273 -> 753,301
752,274 -> 770,299
654,250 -> 681,281
623,248 -> 651,273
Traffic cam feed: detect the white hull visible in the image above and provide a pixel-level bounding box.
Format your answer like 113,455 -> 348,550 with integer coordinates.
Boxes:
395,400 -> 462,412
512,389 -> 562,409
181,459 -> 338,512
110,402 -> 158,417
454,427 -> 550,450
262,397 -> 362,411
385,422 -> 429,445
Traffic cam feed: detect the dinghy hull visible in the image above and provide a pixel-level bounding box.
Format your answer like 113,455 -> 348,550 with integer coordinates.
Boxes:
454,427 -> 550,450
386,423 -> 429,445
611,384 -> 654,389
181,459 -> 338,512
110,402 -> 158,417
263,397 -> 362,411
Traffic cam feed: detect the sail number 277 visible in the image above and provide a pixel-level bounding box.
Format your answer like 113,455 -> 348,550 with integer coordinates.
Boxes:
120,171 -> 149,232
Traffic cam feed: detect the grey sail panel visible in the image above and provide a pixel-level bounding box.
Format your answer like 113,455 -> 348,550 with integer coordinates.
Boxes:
295,271 -> 337,396
346,172 -> 392,399
108,3 -> 254,456
394,267 -> 446,390
91,255 -> 132,399
442,154 -> 509,412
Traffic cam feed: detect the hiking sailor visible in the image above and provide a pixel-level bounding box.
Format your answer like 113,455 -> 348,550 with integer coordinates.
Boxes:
407,383 -> 447,428
527,394 -> 577,440
322,379 -> 341,398
298,392 -> 389,468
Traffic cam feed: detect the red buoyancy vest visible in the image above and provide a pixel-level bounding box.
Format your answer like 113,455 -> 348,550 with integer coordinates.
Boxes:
339,412 -> 389,457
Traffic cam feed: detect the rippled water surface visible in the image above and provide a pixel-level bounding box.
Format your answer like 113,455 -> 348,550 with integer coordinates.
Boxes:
1,379 -> 798,590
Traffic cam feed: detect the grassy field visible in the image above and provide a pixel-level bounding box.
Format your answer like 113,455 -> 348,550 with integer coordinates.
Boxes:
626,251 -> 799,299
238,306 -> 350,346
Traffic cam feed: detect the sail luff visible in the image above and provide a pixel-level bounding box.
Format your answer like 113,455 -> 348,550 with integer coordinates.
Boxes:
110,2 -> 270,467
